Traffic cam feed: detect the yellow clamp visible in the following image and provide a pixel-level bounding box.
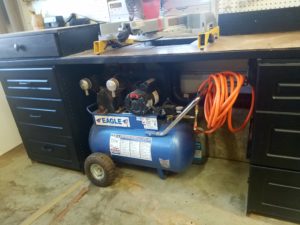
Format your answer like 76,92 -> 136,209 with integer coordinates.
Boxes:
93,41 -> 108,55
198,26 -> 220,49
93,39 -> 135,55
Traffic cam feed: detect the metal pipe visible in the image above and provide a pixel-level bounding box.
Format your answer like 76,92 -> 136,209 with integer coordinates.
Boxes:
146,96 -> 201,137
194,103 -> 199,131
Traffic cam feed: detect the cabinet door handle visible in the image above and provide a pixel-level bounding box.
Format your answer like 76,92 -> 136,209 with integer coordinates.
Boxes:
29,114 -> 41,118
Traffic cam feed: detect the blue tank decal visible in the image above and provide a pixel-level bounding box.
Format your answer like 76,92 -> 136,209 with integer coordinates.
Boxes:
92,112 -> 159,130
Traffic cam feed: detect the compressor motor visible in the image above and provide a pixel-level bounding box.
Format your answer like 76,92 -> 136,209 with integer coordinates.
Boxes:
125,78 -> 160,115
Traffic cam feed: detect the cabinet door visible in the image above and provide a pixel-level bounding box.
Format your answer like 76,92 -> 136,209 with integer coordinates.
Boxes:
248,165 -> 300,224
251,112 -> 300,171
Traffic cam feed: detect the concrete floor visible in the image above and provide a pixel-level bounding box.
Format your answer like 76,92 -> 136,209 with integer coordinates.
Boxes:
0,145 -> 297,225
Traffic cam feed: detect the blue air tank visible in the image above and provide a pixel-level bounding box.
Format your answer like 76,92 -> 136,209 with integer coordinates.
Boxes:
89,123 -> 195,174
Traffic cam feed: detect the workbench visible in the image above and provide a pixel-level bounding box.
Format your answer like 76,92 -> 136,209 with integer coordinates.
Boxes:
0,28 -> 299,223
1,30 -> 300,66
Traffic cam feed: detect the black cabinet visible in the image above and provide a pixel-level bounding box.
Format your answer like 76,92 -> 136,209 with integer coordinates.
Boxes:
0,67 -> 91,170
0,24 -> 100,170
248,60 -> 300,223
248,166 -> 300,223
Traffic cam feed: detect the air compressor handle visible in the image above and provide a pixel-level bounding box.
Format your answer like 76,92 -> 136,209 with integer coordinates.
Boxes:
146,96 -> 201,137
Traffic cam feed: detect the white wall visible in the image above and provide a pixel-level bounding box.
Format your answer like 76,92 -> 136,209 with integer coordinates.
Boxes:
17,0 -> 33,31
19,0 -> 110,31
31,0 -> 110,21
0,83 -> 22,155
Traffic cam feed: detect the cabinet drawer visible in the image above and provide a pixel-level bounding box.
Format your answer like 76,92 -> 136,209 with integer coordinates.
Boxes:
248,166 -> 300,224
0,24 -> 99,59
24,135 -> 80,170
18,120 -> 70,137
251,112 -> 300,171
26,137 -> 72,160
7,97 -> 70,133
256,63 -> 300,112
0,68 -> 60,98
0,34 -> 59,59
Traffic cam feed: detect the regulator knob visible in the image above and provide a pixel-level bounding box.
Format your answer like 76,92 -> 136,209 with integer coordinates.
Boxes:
79,78 -> 92,96
106,78 -> 119,98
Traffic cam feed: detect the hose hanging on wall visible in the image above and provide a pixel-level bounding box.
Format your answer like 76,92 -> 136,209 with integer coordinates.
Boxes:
194,71 -> 255,134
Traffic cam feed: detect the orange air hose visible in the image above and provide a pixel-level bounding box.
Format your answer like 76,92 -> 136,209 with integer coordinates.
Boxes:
194,71 -> 255,134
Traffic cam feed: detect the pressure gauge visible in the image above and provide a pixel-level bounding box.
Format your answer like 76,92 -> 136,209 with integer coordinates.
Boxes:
79,78 -> 92,96
106,78 -> 120,98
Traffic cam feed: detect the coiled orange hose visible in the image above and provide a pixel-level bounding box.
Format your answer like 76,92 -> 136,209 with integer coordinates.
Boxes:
194,71 -> 255,134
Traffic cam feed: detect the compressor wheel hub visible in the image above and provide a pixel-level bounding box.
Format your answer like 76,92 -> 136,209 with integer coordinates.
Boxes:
90,163 -> 105,180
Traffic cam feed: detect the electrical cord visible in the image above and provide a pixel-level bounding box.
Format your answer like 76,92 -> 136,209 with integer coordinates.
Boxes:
194,71 -> 255,134
65,13 -> 106,26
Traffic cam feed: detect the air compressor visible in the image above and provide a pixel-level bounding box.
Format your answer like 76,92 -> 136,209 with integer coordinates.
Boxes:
80,72 -> 254,187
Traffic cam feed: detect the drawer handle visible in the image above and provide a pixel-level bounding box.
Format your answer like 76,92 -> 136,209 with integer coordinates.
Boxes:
14,43 -> 21,51
42,145 -> 54,152
13,43 -> 25,51
29,114 -> 42,118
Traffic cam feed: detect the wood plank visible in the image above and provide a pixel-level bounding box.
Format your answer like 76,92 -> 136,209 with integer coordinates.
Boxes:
20,179 -> 86,225
48,186 -> 89,225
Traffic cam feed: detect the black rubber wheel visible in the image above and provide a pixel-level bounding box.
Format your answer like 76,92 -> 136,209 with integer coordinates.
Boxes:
84,153 -> 115,187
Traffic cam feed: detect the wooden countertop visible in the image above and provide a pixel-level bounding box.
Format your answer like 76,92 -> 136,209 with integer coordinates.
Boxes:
69,31 -> 300,57
1,31 -> 300,67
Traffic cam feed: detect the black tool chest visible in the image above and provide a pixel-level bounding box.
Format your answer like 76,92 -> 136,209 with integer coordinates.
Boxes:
248,60 -> 300,223
0,68 -> 83,169
0,25 -> 99,170
0,65 -> 98,170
